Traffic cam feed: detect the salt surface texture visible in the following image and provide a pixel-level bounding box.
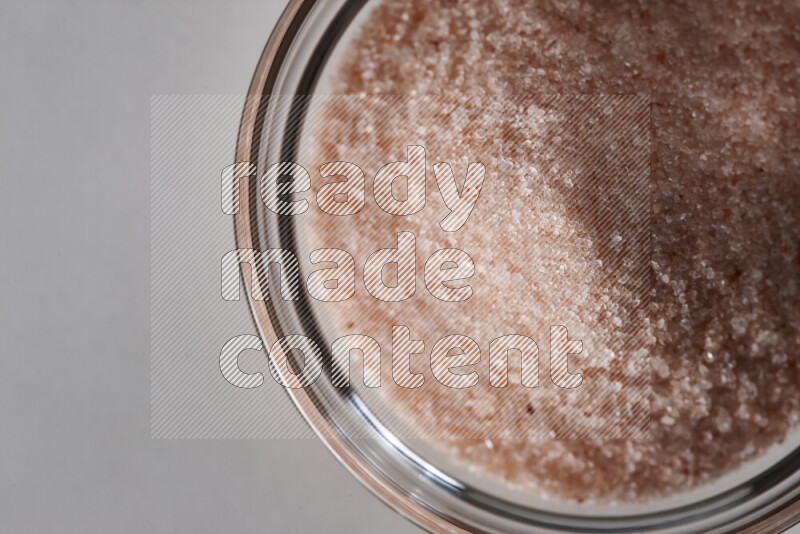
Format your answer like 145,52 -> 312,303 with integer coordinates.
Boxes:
309,0 -> 800,502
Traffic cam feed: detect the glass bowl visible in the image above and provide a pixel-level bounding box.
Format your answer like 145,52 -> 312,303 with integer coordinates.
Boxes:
233,0 -> 800,531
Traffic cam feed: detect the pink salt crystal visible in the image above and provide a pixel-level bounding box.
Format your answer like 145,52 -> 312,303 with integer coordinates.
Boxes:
311,0 -> 800,502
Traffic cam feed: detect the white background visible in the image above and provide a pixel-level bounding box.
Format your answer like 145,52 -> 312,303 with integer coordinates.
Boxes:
0,1 -> 796,533
0,0 -> 415,532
